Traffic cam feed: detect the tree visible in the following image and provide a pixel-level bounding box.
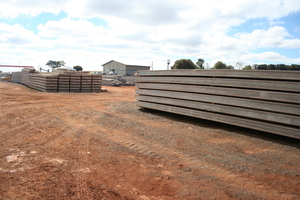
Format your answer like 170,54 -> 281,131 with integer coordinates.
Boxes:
46,60 -> 65,69
269,64 -> 276,70
277,64 -> 287,70
172,59 -> 197,69
291,64 -> 300,70
243,65 -> 252,70
226,65 -> 234,69
213,61 -> 227,69
257,64 -> 268,70
73,65 -> 83,71
254,63 -> 300,70
196,58 -> 205,69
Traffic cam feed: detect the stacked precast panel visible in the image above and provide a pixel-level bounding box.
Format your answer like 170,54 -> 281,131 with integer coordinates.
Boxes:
11,72 -> 22,83
21,68 -> 35,86
29,73 -> 102,92
12,69 -> 102,92
135,70 -> 300,139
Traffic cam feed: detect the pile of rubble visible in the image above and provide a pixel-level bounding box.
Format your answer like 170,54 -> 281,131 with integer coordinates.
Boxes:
102,75 -> 135,86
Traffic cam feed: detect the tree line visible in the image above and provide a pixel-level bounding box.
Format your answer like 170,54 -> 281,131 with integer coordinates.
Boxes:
171,59 -> 235,69
171,59 -> 300,70
249,64 -> 300,70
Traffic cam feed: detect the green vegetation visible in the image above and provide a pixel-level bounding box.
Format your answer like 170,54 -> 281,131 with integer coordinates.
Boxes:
255,64 -> 300,70
46,60 -> 65,69
171,58 -> 300,71
196,58 -> 205,69
213,61 -> 227,69
171,59 -> 198,69
227,65 -> 234,69
73,65 -> 83,71
243,65 -> 252,70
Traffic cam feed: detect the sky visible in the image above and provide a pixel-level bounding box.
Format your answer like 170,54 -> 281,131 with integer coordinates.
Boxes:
0,0 -> 300,72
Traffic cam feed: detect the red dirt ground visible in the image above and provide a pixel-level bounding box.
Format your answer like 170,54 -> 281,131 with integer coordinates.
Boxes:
0,81 -> 299,200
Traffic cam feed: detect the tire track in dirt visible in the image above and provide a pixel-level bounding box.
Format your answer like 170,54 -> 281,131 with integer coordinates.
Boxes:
56,126 -> 90,199
55,114 -> 93,200
47,100 -> 299,199
0,113 -> 48,135
2,82 -> 299,199
0,100 -> 20,107
100,108 -> 300,199
65,107 -> 298,199
76,130 -> 92,200
97,122 -> 299,199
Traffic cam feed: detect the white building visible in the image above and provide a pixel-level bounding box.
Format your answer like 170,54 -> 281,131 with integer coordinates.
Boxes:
102,60 -> 151,76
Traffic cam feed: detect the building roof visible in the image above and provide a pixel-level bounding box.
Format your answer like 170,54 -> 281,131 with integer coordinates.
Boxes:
125,65 -> 151,68
102,60 -> 124,66
102,60 -> 151,68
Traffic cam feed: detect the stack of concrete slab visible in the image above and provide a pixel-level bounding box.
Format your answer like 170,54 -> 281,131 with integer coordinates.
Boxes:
29,73 -> 102,92
55,73 -> 102,92
135,70 -> 300,139
11,72 -> 22,83
13,69 -> 102,92
28,73 -> 58,92
21,68 -> 36,86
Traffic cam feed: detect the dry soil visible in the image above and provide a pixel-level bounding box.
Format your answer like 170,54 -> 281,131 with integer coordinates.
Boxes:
0,81 -> 299,200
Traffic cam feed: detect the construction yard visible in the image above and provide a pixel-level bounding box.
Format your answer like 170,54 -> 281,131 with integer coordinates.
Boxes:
0,81 -> 300,199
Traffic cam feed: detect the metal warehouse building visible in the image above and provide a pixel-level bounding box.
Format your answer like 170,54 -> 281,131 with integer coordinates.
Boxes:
102,60 -> 151,76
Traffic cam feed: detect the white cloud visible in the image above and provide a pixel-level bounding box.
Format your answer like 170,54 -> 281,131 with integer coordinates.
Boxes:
0,23 -> 36,45
0,0 -> 300,72
0,23 -> 54,48
66,0 -> 185,25
241,51 -> 300,63
38,18 -> 100,38
235,26 -> 300,49
0,0 -> 68,17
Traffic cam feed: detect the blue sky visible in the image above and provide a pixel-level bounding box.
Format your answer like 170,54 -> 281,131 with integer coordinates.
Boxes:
0,0 -> 300,72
